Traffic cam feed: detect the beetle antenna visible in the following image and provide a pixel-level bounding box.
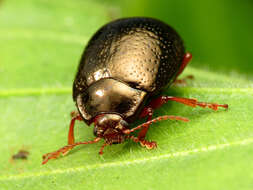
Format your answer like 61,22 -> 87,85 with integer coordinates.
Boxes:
123,115 -> 189,134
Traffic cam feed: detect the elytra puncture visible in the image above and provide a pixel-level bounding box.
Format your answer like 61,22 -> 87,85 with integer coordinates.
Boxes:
42,17 -> 228,164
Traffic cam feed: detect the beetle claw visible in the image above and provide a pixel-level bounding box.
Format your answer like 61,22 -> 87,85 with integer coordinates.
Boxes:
140,140 -> 157,149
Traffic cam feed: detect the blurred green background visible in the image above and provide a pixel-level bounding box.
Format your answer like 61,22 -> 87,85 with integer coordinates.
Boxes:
114,0 -> 253,77
1,0 -> 252,90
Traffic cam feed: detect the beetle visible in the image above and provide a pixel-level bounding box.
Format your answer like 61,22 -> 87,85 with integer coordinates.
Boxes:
42,17 -> 228,164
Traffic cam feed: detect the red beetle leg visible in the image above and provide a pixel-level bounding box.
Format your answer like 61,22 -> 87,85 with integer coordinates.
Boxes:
137,94 -> 228,140
137,107 -> 154,140
68,111 -> 83,145
99,143 -> 108,155
42,138 -> 101,165
173,52 -> 193,84
175,52 -> 192,79
151,96 -> 228,111
125,115 -> 189,149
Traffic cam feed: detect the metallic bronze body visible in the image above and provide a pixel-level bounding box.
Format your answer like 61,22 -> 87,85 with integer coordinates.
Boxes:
76,78 -> 147,121
73,17 -> 185,123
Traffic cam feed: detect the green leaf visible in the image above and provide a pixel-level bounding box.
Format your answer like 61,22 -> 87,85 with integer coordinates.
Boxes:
1,0 -> 253,189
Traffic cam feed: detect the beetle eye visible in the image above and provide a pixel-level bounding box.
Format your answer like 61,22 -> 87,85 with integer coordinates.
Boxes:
119,120 -> 129,128
93,126 -> 104,136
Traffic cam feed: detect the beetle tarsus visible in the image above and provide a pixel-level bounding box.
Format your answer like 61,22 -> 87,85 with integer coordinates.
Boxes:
42,144 -> 74,165
140,140 -> 157,149
195,102 -> 228,110
129,136 -> 157,149
173,75 -> 194,86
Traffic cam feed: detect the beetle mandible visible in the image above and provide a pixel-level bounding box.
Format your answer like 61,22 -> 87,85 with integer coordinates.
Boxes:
42,17 -> 228,164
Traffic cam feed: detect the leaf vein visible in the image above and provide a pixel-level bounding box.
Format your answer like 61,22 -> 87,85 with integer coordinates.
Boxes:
1,137 -> 253,181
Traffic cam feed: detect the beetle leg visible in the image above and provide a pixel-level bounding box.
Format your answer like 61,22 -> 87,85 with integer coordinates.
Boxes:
150,96 -> 228,111
42,137 -> 101,165
126,115 -> 188,149
173,52 -> 193,84
124,115 -> 188,148
68,111 -> 82,145
175,52 -> 192,79
99,143 -> 108,155
137,107 -> 154,140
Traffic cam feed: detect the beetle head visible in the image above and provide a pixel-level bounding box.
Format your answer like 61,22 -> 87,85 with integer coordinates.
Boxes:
93,114 -> 129,144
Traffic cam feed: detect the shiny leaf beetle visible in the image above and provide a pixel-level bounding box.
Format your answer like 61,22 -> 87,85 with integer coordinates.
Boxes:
42,17 -> 228,164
